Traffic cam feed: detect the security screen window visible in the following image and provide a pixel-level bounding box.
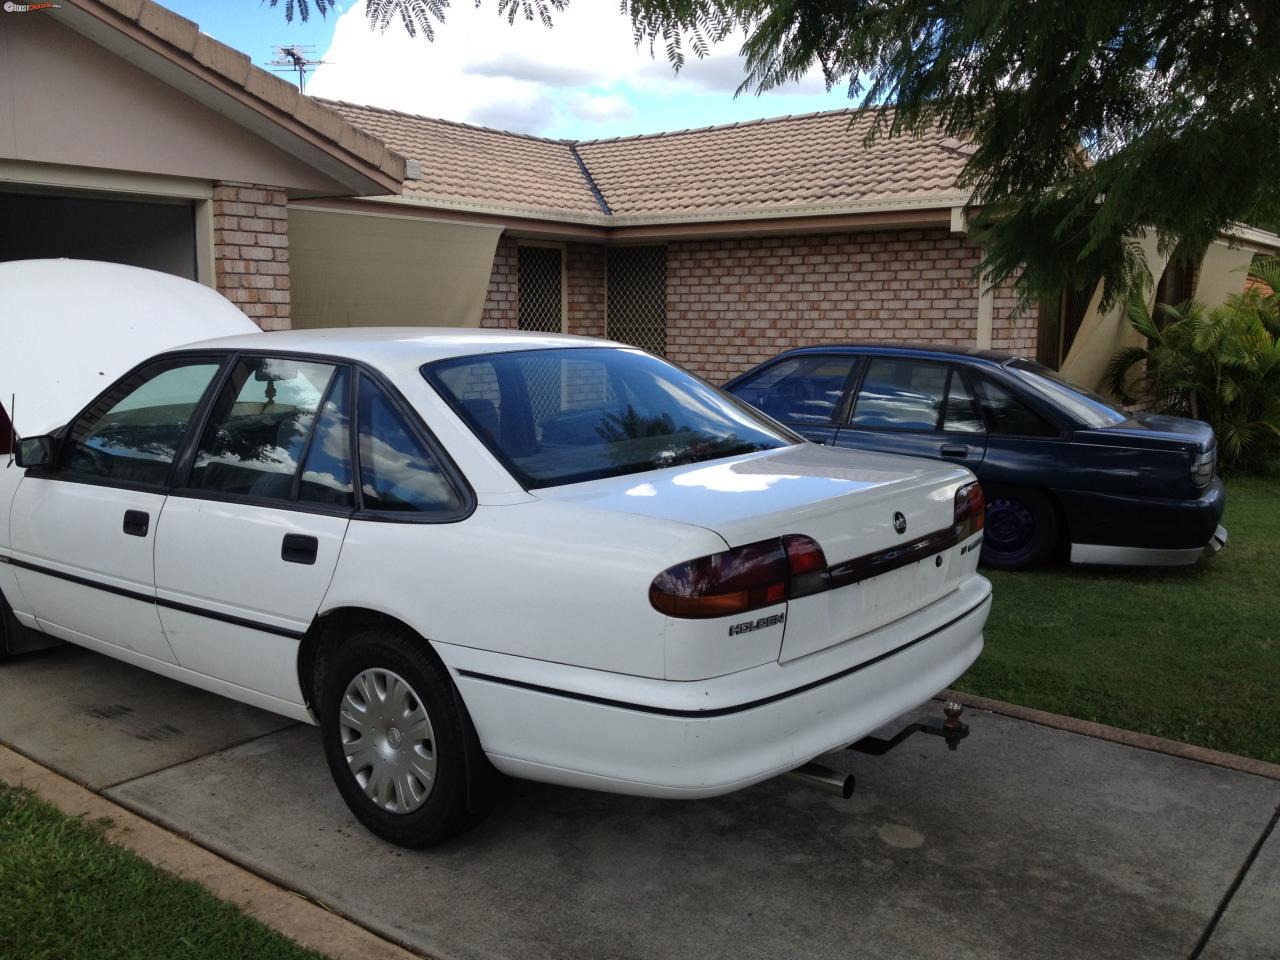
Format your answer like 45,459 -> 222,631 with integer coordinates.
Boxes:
426,347 -> 795,488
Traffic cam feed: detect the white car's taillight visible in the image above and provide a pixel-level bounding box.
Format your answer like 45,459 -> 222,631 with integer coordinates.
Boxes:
1191,449 -> 1215,487
954,481 -> 985,539
649,535 -> 828,619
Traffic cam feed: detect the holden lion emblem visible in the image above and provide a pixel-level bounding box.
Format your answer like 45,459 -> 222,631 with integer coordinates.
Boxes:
892,511 -> 908,535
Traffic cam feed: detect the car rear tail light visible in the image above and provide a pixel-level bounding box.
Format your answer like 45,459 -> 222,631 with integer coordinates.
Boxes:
954,482 -> 985,539
1191,448 -> 1215,487
649,534 -> 830,619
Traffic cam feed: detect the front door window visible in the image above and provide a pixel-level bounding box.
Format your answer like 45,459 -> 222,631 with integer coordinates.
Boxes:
62,358 -> 222,486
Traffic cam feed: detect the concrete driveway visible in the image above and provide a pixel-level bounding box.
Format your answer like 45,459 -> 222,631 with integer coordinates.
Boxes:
1,644 -> 1276,960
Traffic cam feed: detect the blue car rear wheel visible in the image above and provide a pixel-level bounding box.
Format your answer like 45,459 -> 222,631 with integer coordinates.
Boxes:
980,487 -> 1059,570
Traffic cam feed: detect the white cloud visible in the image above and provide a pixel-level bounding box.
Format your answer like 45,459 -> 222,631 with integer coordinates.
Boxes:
306,1 -> 845,137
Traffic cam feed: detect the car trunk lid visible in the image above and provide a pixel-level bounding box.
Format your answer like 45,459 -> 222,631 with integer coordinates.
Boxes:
536,444 -> 977,663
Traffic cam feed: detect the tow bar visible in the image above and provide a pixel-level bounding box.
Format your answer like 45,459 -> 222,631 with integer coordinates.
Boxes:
787,702 -> 969,798
849,700 -> 970,755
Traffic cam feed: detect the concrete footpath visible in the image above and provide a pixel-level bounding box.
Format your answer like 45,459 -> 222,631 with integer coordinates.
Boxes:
1,644 -> 1277,960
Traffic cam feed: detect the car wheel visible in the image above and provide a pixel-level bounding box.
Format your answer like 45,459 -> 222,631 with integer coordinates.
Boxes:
980,487 -> 1060,570
320,626 -> 494,848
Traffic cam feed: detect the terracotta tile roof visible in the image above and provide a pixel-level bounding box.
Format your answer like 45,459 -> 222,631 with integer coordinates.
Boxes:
326,100 -> 972,224
320,101 -> 600,217
77,0 -> 407,190
577,109 -> 971,217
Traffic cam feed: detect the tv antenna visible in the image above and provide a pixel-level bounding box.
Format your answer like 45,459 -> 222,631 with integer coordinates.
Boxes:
269,45 -> 327,93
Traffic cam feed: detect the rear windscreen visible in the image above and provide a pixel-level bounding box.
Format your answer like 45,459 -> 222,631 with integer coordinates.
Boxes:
424,347 -> 795,489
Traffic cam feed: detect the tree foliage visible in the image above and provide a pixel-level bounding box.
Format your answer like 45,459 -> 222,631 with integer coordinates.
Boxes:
267,0 -> 567,41
273,1 -> 1280,309
1106,257 -> 1280,469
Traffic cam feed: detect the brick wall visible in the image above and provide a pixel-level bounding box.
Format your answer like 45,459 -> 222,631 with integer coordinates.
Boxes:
481,234 -> 518,328
480,239 -> 607,335
477,228 -> 1039,376
212,181 -> 290,331
669,228 -> 995,381
991,277 -> 1037,355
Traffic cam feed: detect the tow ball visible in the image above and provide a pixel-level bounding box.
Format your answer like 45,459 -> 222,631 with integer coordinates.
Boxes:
848,700 -> 970,756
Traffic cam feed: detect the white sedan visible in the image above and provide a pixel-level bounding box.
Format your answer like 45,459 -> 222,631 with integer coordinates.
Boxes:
0,261 -> 991,847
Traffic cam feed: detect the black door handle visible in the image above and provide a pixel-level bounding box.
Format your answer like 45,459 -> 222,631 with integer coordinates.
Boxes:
123,510 -> 150,537
281,534 -> 319,565
940,444 -> 969,458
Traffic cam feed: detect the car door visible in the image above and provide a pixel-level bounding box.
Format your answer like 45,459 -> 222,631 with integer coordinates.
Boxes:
8,355 -> 226,662
154,356 -> 355,703
834,356 -> 988,472
725,354 -> 862,444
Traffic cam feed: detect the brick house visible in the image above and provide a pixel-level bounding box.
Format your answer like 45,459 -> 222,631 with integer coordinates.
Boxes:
4,0 -> 1278,398
1,0 -> 407,330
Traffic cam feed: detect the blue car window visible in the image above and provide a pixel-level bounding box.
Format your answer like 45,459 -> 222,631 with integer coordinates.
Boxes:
850,358 -> 948,431
975,376 -> 1058,437
729,355 -> 859,424
942,371 -> 985,433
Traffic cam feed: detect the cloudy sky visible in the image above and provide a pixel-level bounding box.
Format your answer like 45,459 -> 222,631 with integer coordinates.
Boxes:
163,1 -> 855,139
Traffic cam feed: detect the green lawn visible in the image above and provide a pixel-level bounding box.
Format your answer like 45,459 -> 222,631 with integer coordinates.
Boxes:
0,783 -> 329,960
954,475 -> 1280,763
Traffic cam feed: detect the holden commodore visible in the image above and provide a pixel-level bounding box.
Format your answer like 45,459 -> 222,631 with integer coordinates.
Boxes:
1,261 -> 991,847
726,345 -> 1228,570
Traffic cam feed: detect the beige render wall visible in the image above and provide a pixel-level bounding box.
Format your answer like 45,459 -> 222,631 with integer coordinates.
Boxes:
213,181 -> 291,331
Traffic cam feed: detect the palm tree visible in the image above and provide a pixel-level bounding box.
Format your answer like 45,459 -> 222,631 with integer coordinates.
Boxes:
1106,257 -> 1280,467
268,0 -> 566,40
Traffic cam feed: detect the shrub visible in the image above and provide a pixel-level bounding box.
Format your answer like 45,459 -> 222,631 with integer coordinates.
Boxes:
1106,257 -> 1280,470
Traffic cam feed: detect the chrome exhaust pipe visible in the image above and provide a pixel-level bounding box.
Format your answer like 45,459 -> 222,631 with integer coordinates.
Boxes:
787,761 -> 855,799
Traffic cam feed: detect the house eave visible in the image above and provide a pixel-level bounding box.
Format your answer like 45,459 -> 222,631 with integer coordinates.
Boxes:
53,1 -> 407,199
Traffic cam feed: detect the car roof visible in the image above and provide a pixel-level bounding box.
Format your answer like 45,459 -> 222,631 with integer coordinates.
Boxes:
767,343 -> 1017,365
182,327 -> 617,365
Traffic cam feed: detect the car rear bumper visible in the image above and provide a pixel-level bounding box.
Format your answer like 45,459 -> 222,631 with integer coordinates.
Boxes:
1059,476 -> 1226,561
440,576 -> 990,798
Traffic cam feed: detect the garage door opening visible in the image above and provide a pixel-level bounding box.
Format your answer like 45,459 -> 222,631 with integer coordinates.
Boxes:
0,191 -> 197,280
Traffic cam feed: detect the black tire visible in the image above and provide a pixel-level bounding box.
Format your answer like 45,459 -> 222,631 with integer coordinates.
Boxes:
320,626 -> 496,848
979,486 -> 1060,570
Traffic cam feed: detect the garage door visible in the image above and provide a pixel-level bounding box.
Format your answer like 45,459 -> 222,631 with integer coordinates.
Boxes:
0,191 -> 196,280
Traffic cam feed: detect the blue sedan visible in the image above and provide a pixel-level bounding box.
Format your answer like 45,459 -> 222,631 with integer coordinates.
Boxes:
724,345 -> 1228,570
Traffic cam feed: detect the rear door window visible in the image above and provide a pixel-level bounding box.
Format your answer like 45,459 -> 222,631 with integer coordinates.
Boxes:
356,375 -> 464,515
189,357 -> 339,501
729,355 -> 859,424
849,358 -> 950,431
941,371 -> 986,434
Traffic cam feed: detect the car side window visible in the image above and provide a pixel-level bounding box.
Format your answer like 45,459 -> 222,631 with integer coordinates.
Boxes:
189,357 -> 339,502
941,370 -> 986,434
849,358 -> 949,431
62,358 -> 222,486
729,356 -> 859,424
975,376 -> 1058,437
357,375 -> 463,514
298,368 -> 355,508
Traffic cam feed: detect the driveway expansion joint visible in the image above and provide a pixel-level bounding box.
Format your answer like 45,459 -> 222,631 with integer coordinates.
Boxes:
95,722 -> 304,791
1187,799 -> 1280,959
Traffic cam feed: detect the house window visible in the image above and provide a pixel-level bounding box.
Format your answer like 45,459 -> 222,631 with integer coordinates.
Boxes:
607,246 -> 666,355
517,245 -> 564,334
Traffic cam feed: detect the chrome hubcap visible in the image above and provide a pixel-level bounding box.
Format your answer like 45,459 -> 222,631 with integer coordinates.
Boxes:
340,668 -> 436,814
